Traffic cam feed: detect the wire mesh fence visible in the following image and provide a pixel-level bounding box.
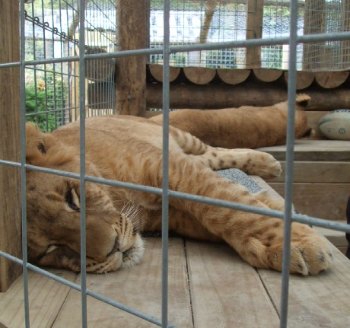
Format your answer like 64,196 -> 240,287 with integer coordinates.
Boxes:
24,0 -> 117,131
21,0 -> 350,130
149,0 -> 350,70
1,0 -> 350,327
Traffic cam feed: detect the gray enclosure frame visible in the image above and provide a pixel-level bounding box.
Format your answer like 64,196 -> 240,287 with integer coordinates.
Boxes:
1,1 -> 350,327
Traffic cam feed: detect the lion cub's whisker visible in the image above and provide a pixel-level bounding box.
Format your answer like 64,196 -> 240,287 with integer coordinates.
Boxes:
120,202 -> 143,231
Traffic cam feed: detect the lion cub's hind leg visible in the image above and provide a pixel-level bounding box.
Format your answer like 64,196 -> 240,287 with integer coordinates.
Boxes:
170,126 -> 282,178
191,147 -> 282,179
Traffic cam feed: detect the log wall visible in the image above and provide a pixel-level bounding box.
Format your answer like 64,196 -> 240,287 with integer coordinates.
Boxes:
88,65 -> 350,111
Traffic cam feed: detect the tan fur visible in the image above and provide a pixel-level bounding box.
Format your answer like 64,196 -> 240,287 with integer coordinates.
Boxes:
151,94 -> 310,149
25,96 -> 333,275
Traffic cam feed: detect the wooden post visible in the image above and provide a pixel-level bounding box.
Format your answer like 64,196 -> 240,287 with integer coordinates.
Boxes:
115,0 -> 149,116
0,0 -> 22,292
246,0 -> 264,68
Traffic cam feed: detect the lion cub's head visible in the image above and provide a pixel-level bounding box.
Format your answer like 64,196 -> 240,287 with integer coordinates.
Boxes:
25,123 -> 144,273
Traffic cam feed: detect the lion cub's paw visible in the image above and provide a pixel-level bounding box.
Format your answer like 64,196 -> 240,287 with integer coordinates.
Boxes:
249,152 -> 282,179
266,225 -> 333,275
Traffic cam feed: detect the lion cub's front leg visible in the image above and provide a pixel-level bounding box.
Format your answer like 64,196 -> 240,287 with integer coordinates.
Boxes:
226,216 -> 333,275
167,158 -> 333,275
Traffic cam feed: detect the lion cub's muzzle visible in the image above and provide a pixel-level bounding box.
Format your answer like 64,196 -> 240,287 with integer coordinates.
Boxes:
85,232 -> 144,273
86,216 -> 145,273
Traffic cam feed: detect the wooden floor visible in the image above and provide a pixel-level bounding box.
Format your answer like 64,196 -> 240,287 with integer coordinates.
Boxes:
1,237 -> 350,328
1,174 -> 350,327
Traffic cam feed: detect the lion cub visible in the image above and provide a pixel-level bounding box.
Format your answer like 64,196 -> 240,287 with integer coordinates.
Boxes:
25,96 -> 333,275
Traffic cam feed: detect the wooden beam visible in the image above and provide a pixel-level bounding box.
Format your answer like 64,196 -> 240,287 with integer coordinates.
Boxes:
0,0 -> 21,292
183,67 -> 216,85
217,68 -> 251,85
260,140 -> 350,161
148,64 -> 180,83
270,182 -> 350,221
315,71 -> 350,89
267,161 -> 350,183
284,71 -> 315,90
253,68 -> 283,82
115,0 -> 149,116
246,0 -> 264,68
146,83 -> 350,110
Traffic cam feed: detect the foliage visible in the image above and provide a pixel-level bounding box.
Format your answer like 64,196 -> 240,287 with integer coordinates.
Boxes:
25,74 -> 67,132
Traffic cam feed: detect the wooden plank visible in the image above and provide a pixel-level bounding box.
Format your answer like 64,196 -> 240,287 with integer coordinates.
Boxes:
258,246 -> 350,327
253,68 -> 283,82
269,183 -> 350,221
115,0 -> 149,116
246,0 -> 264,67
52,238 -> 192,328
217,68 -> 250,85
284,71 -> 314,90
0,0 -> 21,292
315,224 -> 348,251
148,64 -> 180,83
253,178 -> 349,251
260,140 -> 350,161
0,270 -> 77,328
315,71 -> 349,89
183,67 -> 216,85
267,161 -> 350,183
186,241 -> 279,328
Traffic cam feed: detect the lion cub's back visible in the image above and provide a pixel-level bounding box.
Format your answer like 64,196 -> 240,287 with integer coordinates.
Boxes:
53,115 -> 180,152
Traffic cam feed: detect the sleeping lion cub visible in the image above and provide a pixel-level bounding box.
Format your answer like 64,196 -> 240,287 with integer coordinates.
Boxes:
25,95 -> 333,275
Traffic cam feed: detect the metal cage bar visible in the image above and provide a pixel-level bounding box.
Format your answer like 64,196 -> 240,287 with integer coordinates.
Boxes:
78,1 -> 88,326
280,1 -> 299,326
19,1 -> 30,327
161,1 -> 171,327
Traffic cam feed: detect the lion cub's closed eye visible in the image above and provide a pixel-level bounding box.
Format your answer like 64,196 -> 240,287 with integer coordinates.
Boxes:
65,188 -> 80,212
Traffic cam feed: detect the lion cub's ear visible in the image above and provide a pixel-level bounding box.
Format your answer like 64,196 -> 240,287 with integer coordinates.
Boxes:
295,94 -> 311,108
26,123 -> 56,165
